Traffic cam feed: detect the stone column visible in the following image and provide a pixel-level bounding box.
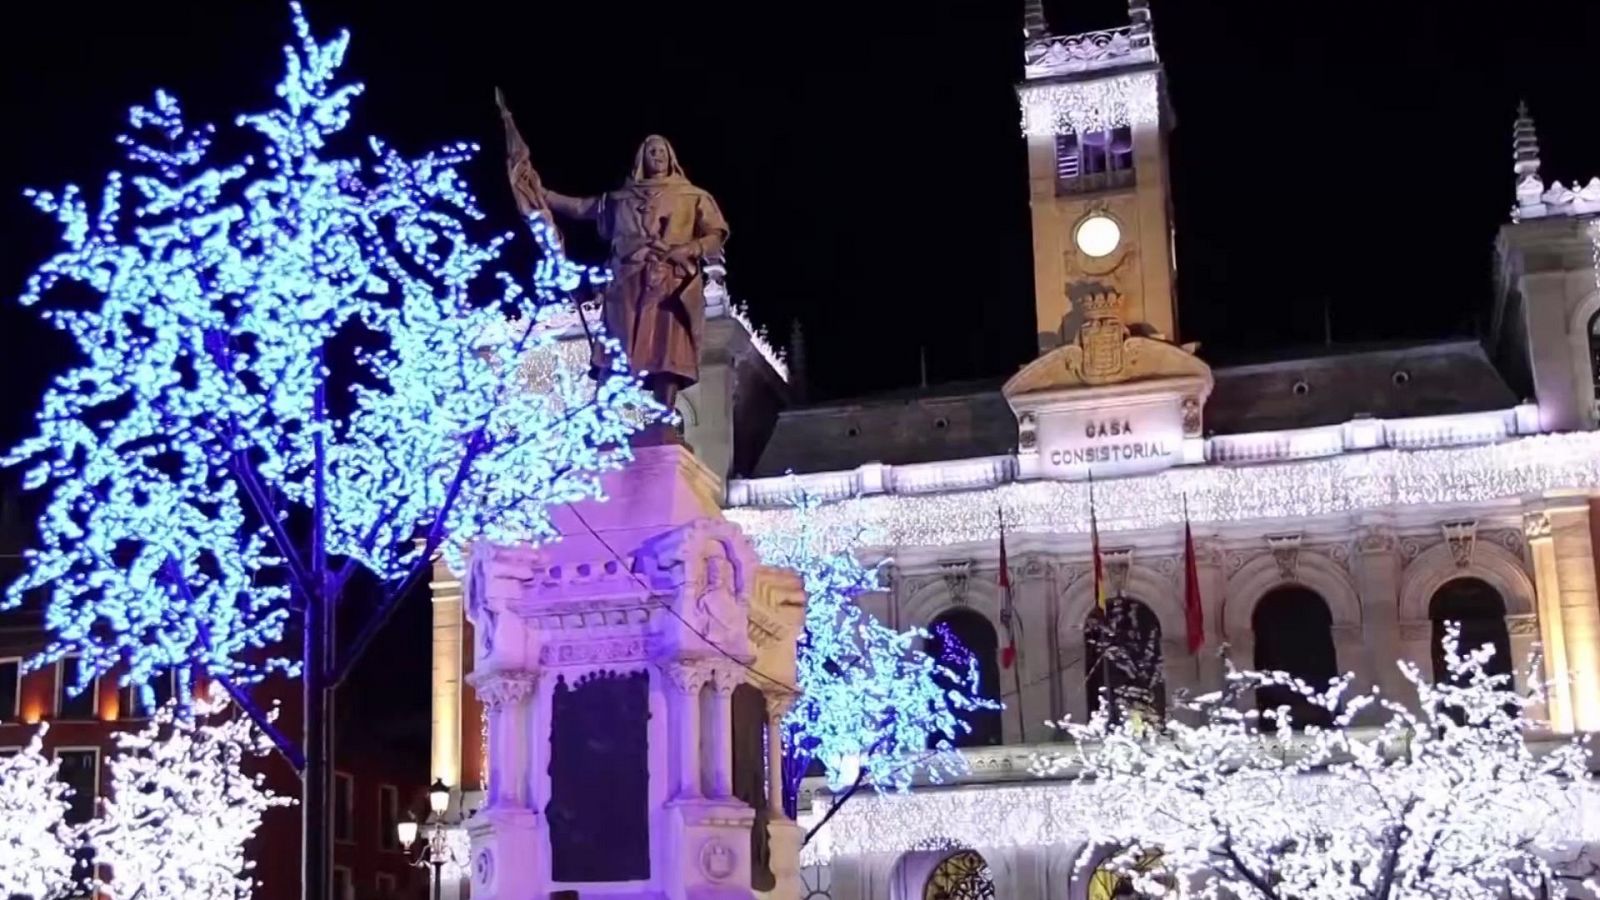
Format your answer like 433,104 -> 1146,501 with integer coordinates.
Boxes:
664,662 -> 710,801
1507,613 -> 1541,700
1351,524 -> 1407,703
1526,503 -> 1600,732
474,671 -> 538,809
706,666 -> 739,799
765,692 -> 803,900
1331,624 -> 1372,698
430,557 -> 464,789
1060,625 -> 1089,722
1193,539 -> 1228,697
1395,620 -> 1433,692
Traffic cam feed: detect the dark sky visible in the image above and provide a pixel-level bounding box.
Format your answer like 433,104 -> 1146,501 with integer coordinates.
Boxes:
4,0 -> 1600,423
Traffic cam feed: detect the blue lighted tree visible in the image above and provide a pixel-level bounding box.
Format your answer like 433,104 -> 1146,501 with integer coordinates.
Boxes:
7,4 -> 656,894
752,497 -> 997,835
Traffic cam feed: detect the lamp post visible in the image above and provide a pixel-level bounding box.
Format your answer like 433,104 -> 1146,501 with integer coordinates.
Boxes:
398,779 -> 464,900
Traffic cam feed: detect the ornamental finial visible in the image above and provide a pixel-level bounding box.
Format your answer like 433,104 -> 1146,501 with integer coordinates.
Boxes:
1024,0 -> 1048,39
1513,100 -> 1541,179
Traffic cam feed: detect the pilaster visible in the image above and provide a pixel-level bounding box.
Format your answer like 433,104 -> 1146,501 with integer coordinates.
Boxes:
1525,500 -> 1600,732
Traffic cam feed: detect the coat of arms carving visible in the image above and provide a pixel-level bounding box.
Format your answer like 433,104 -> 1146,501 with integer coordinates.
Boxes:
1062,286 -> 1134,385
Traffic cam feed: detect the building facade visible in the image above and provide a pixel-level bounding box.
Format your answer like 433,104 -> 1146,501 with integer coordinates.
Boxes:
0,504 -> 433,900
429,2 -> 1600,899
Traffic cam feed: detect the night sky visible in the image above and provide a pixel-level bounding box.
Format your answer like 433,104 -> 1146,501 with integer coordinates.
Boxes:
5,0 -> 1600,424
0,0 -> 1597,771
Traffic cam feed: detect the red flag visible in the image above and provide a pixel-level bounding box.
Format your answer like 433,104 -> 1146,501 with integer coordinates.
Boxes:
1182,498 -> 1204,654
998,510 -> 1017,669
1090,474 -> 1106,612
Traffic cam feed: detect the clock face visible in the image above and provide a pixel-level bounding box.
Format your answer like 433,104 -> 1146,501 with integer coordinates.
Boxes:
1074,214 -> 1122,258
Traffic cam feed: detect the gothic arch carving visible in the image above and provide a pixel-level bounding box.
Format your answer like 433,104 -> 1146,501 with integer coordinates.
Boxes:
1222,549 -> 1361,641
1398,539 -> 1536,622
1059,565 -> 1181,643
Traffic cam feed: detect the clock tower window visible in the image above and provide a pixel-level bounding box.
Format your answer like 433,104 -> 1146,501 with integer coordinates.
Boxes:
1056,126 -> 1135,195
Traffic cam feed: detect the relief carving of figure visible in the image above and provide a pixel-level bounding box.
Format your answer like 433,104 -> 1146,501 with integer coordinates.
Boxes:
498,92 -> 729,424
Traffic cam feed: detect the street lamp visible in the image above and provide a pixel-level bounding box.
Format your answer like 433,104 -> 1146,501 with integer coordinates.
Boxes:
399,782 -> 465,900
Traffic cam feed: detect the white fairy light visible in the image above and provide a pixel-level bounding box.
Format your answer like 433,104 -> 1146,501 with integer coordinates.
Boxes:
95,687 -> 292,900
807,630 -> 1600,898
728,300 -> 789,382
0,726 -> 78,899
727,432 -> 1600,556
1019,72 -> 1160,138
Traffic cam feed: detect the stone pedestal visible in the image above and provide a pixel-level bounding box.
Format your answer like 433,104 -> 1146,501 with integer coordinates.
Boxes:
462,446 -> 806,900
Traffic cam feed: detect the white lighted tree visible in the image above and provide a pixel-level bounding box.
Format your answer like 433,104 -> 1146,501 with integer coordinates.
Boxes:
1038,624 -> 1600,899
6,2 -> 656,892
753,496 -> 997,832
0,728 -> 79,900
94,689 -> 292,900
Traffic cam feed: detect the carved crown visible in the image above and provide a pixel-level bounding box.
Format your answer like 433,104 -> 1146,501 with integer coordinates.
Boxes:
1076,289 -> 1125,320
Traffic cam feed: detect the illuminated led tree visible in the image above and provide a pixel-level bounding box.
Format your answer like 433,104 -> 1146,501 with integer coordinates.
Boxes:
95,689 -> 292,900
1038,624 -> 1600,899
753,496 -> 997,831
7,3 -> 655,893
0,728 -> 79,900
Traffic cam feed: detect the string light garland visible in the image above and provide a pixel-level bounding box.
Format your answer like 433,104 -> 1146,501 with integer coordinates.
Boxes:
1018,72 -> 1160,138
4,2 -> 659,695
753,496 -> 996,802
0,726 -> 78,899
727,433 -> 1600,557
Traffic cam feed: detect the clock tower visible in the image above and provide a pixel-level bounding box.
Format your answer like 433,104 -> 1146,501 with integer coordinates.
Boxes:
1019,0 -> 1177,353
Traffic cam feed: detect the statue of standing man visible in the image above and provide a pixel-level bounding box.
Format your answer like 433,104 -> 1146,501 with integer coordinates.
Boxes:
497,92 -> 729,423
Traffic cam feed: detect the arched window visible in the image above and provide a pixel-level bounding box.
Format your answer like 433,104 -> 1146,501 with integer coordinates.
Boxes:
923,849 -> 994,900
1253,587 -> 1338,729
927,609 -> 1003,748
1085,597 -> 1165,723
1429,577 -> 1512,686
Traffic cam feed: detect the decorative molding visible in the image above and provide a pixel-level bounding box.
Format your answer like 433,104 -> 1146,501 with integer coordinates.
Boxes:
765,690 -> 798,722
1507,614 -> 1540,637
1325,542 -> 1351,565
1266,534 -> 1303,579
1399,535 -> 1428,562
1102,548 -> 1133,598
1524,512 -> 1553,541
660,660 -> 715,695
469,670 -> 538,710
940,561 -> 974,605
1356,526 -> 1396,555
1441,520 -> 1478,568
1489,528 -> 1526,557
538,637 -> 648,666
1022,25 -> 1155,80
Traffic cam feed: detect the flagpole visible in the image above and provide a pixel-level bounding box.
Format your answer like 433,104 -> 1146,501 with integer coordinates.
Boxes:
1089,469 -> 1114,722
997,507 -> 1026,742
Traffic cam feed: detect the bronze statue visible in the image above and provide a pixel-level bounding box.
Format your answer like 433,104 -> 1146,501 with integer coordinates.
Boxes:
497,91 -> 728,418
